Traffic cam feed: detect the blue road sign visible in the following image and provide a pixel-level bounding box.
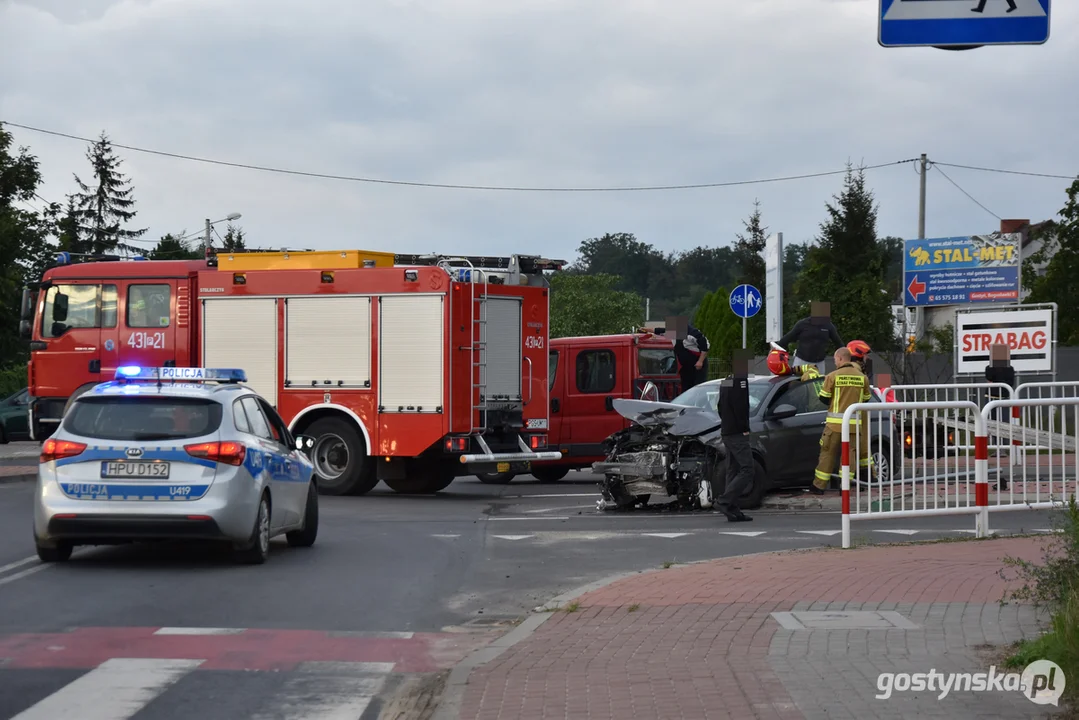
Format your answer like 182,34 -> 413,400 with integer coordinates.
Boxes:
879,0 -> 1050,48
730,284 -> 762,319
903,235 -> 1020,307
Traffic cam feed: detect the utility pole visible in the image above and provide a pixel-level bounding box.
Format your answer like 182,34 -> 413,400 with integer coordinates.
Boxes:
204,218 -> 212,252
918,153 -> 927,241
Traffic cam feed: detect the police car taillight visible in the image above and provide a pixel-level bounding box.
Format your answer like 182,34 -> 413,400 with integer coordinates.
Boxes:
41,439 -> 86,463
184,441 -> 246,466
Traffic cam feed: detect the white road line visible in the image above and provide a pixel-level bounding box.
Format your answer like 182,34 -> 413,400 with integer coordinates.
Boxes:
0,556 -> 37,575
502,494 -> 600,499
488,517 -> 569,521
491,535 -> 534,541
12,658 -> 204,720
643,533 -> 690,539
154,627 -> 246,636
874,530 -> 921,536
718,531 -> 767,537
0,563 -> 49,587
431,534 -> 461,539
796,530 -> 843,536
253,662 -> 391,720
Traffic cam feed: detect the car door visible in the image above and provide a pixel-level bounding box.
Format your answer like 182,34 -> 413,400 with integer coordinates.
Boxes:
32,283 -> 113,397
108,282 -> 178,375
256,397 -> 308,526
546,349 -> 565,448
2,389 -> 30,439
759,380 -> 815,483
563,346 -> 624,457
237,396 -> 292,530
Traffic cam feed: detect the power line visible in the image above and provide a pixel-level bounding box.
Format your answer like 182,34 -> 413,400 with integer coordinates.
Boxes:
932,163 -> 1001,221
933,161 -> 1077,181
2,119 -> 917,192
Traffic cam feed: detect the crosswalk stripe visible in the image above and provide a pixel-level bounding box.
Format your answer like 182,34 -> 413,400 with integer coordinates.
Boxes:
250,662 -> 390,720
11,658 -> 203,720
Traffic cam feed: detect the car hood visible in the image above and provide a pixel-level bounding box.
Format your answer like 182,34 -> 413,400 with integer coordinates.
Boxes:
612,398 -> 721,437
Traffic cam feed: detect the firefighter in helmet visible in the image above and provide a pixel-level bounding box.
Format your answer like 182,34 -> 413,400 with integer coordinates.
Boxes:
847,340 -> 872,378
810,346 -> 873,494
767,347 -> 792,376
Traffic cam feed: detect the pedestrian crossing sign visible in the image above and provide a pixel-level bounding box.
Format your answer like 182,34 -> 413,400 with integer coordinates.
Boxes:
879,0 -> 1050,48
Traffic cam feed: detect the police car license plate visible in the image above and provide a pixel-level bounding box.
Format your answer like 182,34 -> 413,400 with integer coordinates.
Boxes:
100,461 -> 170,479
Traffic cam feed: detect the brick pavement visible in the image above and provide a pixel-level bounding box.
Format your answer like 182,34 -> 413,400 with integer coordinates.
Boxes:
455,537 -> 1057,720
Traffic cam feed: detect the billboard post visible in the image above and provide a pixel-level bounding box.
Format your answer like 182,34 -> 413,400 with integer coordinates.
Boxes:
765,233 -> 783,344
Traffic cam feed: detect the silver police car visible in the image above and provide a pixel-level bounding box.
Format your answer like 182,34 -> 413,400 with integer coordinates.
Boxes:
33,366 -> 318,565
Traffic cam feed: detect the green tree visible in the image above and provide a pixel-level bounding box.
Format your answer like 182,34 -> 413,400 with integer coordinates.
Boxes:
0,123 -> 55,367
70,132 -> 147,254
694,287 -> 754,379
148,233 -> 201,260
1025,178 -> 1079,345
795,165 -> 895,351
548,273 -> 644,338
220,223 -> 246,252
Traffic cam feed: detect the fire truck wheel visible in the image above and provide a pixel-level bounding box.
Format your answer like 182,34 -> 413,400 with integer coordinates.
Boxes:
530,466 -> 569,482
383,469 -> 455,494
305,417 -> 376,496
476,471 -> 515,484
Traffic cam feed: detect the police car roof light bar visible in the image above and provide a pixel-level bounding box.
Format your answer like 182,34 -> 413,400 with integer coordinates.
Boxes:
114,366 -> 248,384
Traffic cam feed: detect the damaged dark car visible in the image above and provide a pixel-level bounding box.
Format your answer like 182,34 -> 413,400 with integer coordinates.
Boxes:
592,374 -> 895,511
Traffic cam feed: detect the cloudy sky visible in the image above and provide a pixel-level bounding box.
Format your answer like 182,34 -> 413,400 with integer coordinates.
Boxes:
1,0 -> 1075,264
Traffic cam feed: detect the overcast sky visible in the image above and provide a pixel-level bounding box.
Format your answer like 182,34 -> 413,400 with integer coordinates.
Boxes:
1,0 -> 1075,264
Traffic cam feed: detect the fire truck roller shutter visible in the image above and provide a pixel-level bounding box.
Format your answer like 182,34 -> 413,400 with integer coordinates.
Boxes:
482,297 -> 523,404
379,294 -> 444,412
285,296 -> 372,388
202,297 -> 278,405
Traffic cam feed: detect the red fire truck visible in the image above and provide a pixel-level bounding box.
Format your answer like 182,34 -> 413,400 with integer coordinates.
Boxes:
19,248 -> 565,496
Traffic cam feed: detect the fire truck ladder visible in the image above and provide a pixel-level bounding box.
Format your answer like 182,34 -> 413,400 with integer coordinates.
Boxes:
437,258 -> 491,435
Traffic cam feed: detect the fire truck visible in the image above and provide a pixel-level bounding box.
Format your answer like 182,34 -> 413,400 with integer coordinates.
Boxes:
19,247 -> 565,495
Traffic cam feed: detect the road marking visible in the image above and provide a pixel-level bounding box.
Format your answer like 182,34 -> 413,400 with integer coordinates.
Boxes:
250,661 -> 392,720
11,657 -> 203,720
0,563 -> 49,587
643,533 -> 690,539
718,531 -> 767,537
491,535 -> 534,541
0,556 -> 37,575
796,530 -> 842,536
431,534 -> 461,539
502,494 -> 600,499
874,530 -> 921,536
488,517 -> 569,521
154,627 -> 246,636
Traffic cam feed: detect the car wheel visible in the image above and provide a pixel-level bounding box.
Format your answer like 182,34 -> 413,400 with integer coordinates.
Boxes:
871,441 -> 892,485
235,494 -> 271,565
531,466 -> 569,483
306,417 -> 377,496
286,482 -> 319,548
35,540 -> 72,563
476,471 -> 515,485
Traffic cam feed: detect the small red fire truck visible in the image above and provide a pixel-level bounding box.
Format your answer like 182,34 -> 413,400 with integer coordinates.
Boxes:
19,248 -> 564,495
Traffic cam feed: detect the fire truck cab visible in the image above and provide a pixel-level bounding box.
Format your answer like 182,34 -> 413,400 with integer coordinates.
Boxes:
21,248 -> 564,496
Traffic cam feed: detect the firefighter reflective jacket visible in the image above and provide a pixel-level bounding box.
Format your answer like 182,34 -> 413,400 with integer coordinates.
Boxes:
818,362 -> 872,425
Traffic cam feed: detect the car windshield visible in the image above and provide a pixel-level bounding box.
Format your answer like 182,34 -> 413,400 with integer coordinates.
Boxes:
671,381 -> 772,413
64,396 -> 223,441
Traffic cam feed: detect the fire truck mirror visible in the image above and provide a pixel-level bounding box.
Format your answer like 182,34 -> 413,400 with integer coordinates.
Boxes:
53,292 -> 69,322
18,319 -> 30,340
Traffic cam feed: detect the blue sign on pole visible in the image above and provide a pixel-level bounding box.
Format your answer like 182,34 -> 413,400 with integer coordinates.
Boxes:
879,0 -> 1050,48
903,235 -> 1021,307
730,284 -> 762,318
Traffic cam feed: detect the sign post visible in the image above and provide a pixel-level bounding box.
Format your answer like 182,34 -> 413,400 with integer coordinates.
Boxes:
765,233 -> 783,344
730,284 -> 762,350
879,0 -> 1050,49
903,235 -> 1021,308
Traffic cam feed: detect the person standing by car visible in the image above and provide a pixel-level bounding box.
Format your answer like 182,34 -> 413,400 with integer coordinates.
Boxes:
716,354 -> 753,522
811,347 -> 872,494
675,324 -> 711,394
771,302 -> 844,373
985,343 -> 1016,490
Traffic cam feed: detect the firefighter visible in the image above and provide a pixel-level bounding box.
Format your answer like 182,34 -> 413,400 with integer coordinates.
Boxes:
847,340 -> 872,379
810,347 -> 873,494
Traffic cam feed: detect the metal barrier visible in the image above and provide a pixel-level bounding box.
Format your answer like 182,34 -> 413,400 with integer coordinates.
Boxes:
888,383 -> 1014,457
840,401 -> 985,548
840,397 -> 1079,548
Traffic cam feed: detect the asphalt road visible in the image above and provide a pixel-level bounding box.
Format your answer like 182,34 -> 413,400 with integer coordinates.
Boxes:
0,467 -> 1062,719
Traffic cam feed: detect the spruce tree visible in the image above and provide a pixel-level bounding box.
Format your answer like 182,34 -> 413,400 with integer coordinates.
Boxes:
70,132 -> 147,254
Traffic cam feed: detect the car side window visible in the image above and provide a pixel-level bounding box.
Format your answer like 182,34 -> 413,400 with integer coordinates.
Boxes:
127,284 -> 171,328
240,397 -> 274,441
257,399 -> 292,447
233,399 -> 252,434
772,382 -> 811,415
576,350 -> 616,394
548,350 -> 559,391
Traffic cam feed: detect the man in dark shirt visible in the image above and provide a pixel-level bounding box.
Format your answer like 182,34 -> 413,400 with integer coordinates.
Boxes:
773,302 -> 844,373
716,353 -> 753,522
985,343 -> 1017,490
675,324 -> 711,394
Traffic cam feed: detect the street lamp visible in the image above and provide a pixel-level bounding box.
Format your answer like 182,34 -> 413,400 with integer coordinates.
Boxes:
203,213 -> 242,251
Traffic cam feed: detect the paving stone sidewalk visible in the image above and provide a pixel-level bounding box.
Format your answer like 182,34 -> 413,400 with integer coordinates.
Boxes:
456,537 -> 1059,720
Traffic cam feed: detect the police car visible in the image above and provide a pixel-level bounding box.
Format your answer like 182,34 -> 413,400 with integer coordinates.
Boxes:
33,366 -> 318,565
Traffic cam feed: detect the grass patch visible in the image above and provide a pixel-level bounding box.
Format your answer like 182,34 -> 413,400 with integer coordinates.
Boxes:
627,603 -> 640,613
561,601 -> 580,613
662,560 -> 678,569
999,497 -> 1079,714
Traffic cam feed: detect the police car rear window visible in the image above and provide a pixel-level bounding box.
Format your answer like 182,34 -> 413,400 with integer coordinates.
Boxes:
63,397 -> 223,441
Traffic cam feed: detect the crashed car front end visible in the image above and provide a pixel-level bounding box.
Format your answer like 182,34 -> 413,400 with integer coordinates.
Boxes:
592,399 -> 724,511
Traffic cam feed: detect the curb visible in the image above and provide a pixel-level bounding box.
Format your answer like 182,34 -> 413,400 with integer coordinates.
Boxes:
0,473 -> 35,486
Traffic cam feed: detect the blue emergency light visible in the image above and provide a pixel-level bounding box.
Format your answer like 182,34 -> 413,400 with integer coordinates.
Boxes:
114,366 -> 248,383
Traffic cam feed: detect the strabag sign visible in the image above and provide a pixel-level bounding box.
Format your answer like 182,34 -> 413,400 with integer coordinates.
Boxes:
955,307 -> 1054,375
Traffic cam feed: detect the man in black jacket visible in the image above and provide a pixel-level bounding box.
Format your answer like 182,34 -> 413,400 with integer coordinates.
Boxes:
985,343 -> 1017,491
772,301 -> 844,373
716,352 -> 753,522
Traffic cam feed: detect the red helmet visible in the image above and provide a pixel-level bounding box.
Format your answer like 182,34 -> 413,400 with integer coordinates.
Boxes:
847,340 -> 871,360
767,348 -> 792,376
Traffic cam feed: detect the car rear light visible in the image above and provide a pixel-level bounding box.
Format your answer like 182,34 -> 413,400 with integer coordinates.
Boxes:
904,433 -> 913,447
187,515 -> 212,521
444,437 -> 468,452
184,441 -> 246,466
529,435 -> 547,450
40,439 -> 87,463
